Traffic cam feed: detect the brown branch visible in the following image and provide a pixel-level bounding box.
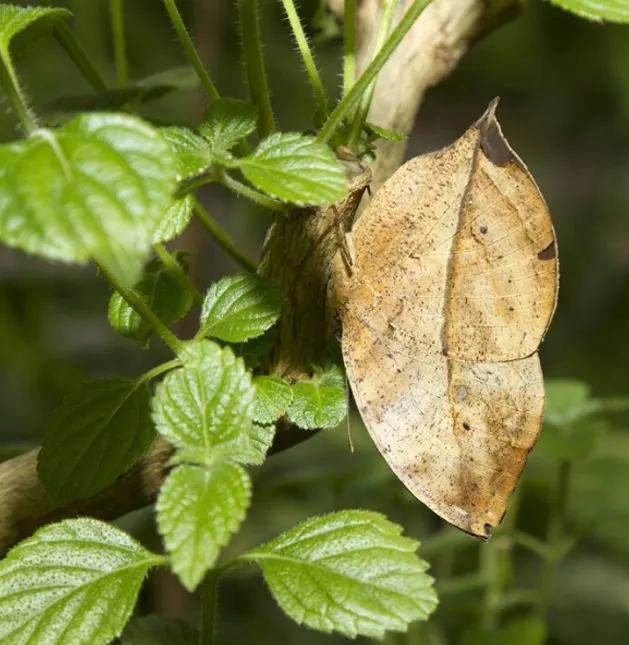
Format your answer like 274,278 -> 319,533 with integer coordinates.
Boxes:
0,0 -> 521,556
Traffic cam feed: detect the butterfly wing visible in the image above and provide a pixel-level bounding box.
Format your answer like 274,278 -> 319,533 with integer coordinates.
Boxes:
331,102 -> 558,538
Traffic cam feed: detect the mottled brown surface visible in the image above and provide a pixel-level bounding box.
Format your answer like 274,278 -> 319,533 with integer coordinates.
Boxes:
329,102 -> 559,539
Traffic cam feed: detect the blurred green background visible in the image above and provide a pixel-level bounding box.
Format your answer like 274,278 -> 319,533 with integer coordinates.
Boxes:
1,1 -> 629,644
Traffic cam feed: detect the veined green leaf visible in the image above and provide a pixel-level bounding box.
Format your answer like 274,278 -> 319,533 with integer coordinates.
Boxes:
121,615 -> 198,645
151,340 -> 255,465
0,113 -> 177,287
38,378 -> 155,501
200,273 -> 284,343
253,376 -> 293,424
0,6 -> 70,51
546,0 -> 629,22
157,462 -> 251,591
199,98 -> 258,152
288,366 -> 347,430
237,132 -> 347,205
244,511 -> 438,639
0,518 -> 164,645
108,253 -> 193,346
154,127 -> 211,243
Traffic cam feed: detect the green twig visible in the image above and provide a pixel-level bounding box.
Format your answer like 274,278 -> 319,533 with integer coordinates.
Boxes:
343,0 -> 356,97
200,569 -> 221,645
193,198 -> 258,273
153,243 -> 203,304
138,358 -> 182,385
318,0 -> 432,144
0,46 -> 37,134
219,172 -> 283,211
97,262 -> 183,354
238,0 -> 275,137
162,0 -> 220,102
348,0 -> 396,145
110,0 -> 128,87
281,0 -> 328,117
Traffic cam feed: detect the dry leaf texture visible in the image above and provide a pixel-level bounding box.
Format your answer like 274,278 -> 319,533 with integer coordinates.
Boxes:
329,100 -> 558,538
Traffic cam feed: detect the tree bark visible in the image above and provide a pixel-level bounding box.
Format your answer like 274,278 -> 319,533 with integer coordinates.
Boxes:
0,0 -> 521,556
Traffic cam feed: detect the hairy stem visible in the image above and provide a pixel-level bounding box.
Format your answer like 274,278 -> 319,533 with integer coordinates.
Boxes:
281,0 -> 328,116
199,569 -> 221,645
0,46 -> 37,134
318,0 -> 432,144
193,198 -> 258,272
97,262 -> 183,354
219,171 -> 283,211
162,0 -> 220,102
238,0 -> 275,137
343,0 -> 357,96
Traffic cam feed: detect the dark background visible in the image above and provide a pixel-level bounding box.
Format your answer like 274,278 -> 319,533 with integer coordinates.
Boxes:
1,1 -> 629,644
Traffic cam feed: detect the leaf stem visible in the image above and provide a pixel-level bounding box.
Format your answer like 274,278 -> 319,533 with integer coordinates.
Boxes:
162,0 -> 220,102
38,0 -> 108,93
238,0 -> 275,137
193,198 -> 258,272
219,172 -> 283,211
343,0 -> 356,97
110,0 -> 128,87
199,569 -> 221,645
0,46 -> 37,134
138,359 -> 182,385
97,262 -> 183,354
348,0 -> 396,146
153,243 -> 203,304
281,0 -> 328,117
539,460 -> 571,616
317,0 -> 432,144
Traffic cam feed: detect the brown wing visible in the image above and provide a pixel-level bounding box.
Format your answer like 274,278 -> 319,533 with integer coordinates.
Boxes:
330,101 -> 558,538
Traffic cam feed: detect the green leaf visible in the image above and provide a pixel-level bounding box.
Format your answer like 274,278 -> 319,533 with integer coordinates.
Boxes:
546,0 -> 629,22
237,132 -> 347,205
253,376 -> 293,424
364,121 -> 406,141
200,273 -> 284,343
234,422 -> 276,466
37,378 -> 155,501
151,340 -> 255,465
120,615 -> 198,645
154,127 -> 211,243
0,6 -> 70,51
157,462 -> 251,591
0,518 -> 164,645
108,253 -> 193,347
0,113 -> 177,287
288,367 -> 347,430
199,98 -> 258,152
244,510 -> 438,639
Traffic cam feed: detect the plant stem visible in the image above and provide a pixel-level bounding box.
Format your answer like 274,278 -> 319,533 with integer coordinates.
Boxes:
0,46 -> 37,134
348,0 -> 396,146
153,243 -> 203,304
343,0 -> 357,97
318,0 -> 432,144
238,0 -> 275,137
219,172 -> 283,211
110,0 -> 128,87
97,262 -> 183,354
162,0 -> 220,102
38,0 -> 108,93
138,358 -> 182,384
199,569 -> 220,645
281,0 -> 328,117
540,460 -> 571,616
193,198 -> 258,272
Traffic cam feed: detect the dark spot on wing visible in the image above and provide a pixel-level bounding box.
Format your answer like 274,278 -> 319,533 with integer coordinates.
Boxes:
479,226 -> 488,234
537,240 -> 557,261
463,422 -> 471,431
